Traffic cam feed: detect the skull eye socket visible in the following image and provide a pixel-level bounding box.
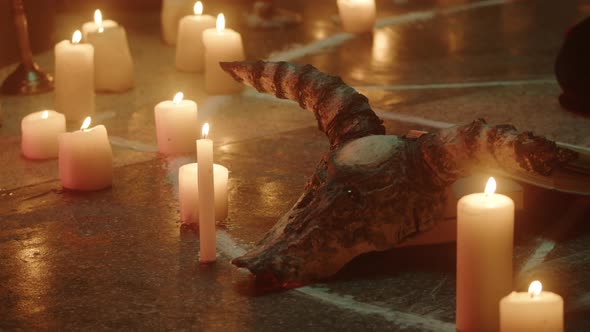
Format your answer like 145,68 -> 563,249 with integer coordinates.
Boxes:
345,187 -> 359,200
330,186 -> 364,218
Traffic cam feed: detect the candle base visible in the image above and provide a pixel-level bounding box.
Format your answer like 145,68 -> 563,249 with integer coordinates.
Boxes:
199,257 -> 216,264
180,222 -> 199,234
1,63 -> 53,95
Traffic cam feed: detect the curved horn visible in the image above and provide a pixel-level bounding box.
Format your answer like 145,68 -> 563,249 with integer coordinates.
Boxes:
220,61 -> 385,147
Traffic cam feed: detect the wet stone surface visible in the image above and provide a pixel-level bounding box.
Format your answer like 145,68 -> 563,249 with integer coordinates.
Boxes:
1,0 -> 590,331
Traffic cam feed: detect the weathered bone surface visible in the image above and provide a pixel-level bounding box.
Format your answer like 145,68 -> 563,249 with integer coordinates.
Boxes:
220,60 -> 580,284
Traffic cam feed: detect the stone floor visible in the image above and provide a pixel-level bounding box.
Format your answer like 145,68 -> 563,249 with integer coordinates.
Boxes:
1,0 -> 590,331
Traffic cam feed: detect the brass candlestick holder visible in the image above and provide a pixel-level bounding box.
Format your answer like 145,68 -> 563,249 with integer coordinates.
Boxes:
1,0 -> 53,95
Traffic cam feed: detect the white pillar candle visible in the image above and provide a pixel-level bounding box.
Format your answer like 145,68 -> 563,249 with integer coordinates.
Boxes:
178,163 -> 229,225
197,123 -> 216,262
500,281 -> 564,332
176,1 -> 216,72
456,177 -> 515,332
81,10 -> 118,41
54,30 -> 95,121
154,92 -> 199,154
202,14 -> 245,95
337,0 -> 376,34
85,10 -> 134,92
21,110 -> 66,160
161,0 -> 193,45
58,117 -> 113,191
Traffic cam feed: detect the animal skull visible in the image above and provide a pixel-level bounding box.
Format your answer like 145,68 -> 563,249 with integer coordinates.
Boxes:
220,61 -> 578,284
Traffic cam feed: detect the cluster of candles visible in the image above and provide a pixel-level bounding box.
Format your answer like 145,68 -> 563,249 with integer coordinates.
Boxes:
56,2 -> 246,124
169,1 -> 245,94
21,2 -> 249,263
21,112 -> 112,191
21,92 -> 226,262
457,177 -> 564,331
55,9 -> 134,121
18,0 -> 569,328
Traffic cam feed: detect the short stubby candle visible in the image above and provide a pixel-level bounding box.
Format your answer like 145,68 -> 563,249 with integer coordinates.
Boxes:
85,10 -> 134,92
161,0 -> 193,45
178,163 -> 229,225
337,0 -> 376,34
154,92 -> 199,154
21,110 -> 66,160
202,14 -> 245,95
197,123 -> 216,262
176,1 -> 216,72
456,177 -> 515,332
54,30 -> 95,121
500,281 -> 564,332
81,10 -> 118,41
59,117 -> 113,191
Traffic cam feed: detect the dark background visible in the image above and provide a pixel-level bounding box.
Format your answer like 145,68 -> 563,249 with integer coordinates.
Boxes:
0,0 -> 165,67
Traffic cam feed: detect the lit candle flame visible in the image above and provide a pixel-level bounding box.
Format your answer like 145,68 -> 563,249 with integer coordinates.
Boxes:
41,111 -> 49,119
528,280 -> 542,298
94,9 -> 102,26
80,116 -> 92,130
216,13 -> 225,32
173,92 -> 184,104
194,1 -> 203,15
72,30 -> 82,44
484,177 -> 496,196
202,123 -> 210,139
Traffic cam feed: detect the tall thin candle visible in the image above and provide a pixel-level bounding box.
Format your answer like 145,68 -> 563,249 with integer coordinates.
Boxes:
197,123 -> 216,262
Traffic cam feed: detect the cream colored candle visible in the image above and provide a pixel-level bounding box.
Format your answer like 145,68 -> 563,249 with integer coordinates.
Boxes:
456,177 -> 515,332
337,0 -> 376,34
58,117 -> 113,191
176,2 -> 216,72
85,10 -> 134,92
178,163 -> 229,225
500,281 -> 563,332
81,10 -> 117,41
154,92 -> 199,154
54,30 -> 95,121
202,14 -> 245,95
197,123 -> 216,262
21,110 -> 66,160
161,0 -> 193,45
